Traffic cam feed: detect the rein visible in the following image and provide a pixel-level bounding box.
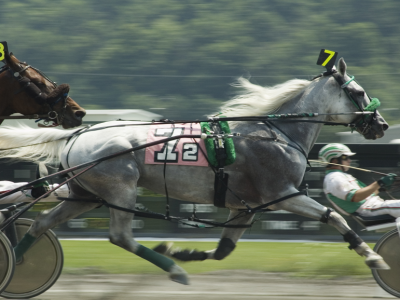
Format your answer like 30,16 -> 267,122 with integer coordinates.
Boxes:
95,111 -> 373,127
50,111 -> 375,137
58,110 -> 371,170
309,159 -> 389,176
0,110 -> 373,151
0,114 -> 48,120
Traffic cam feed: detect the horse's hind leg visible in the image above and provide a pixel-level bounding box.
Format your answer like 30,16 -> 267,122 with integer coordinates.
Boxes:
13,200 -> 99,261
206,209 -> 255,260
155,209 -> 254,262
277,192 -> 389,270
108,206 -> 189,285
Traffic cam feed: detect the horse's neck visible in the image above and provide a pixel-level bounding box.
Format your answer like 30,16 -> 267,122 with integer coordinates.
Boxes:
0,70 -> 38,118
258,85 -> 329,154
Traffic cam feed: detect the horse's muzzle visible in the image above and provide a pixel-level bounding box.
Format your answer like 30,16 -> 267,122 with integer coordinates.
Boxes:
61,109 -> 86,129
360,111 -> 388,140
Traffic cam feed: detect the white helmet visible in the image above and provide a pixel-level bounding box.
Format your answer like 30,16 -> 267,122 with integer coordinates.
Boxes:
318,143 -> 356,163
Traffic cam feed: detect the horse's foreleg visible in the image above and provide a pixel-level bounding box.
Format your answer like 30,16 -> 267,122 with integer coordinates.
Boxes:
278,193 -> 389,270
157,209 -> 254,262
14,200 -> 99,261
323,209 -> 389,269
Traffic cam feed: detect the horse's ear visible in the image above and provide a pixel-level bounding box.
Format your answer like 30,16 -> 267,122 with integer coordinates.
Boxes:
3,50 -> 12,65
337,57 -> 347,76
4,51 -> 20,71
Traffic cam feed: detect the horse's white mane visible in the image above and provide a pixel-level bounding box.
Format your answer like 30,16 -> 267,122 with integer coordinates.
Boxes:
216,77 -> 312,118
0,124 -> 77,164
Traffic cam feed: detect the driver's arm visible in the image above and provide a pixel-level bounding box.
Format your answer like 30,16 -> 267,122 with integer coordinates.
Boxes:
351,182 -> 380,203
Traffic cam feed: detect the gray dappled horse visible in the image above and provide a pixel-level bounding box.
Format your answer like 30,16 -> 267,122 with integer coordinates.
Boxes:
0,58 -> 389,285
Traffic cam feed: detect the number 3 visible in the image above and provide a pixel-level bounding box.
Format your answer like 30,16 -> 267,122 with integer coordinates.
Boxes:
0,43 -> 4,61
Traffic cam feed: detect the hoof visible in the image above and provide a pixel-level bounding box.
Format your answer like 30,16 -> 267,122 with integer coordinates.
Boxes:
153,242 -> 174,256
365,254 -> 390,270
169,264 -> 190,285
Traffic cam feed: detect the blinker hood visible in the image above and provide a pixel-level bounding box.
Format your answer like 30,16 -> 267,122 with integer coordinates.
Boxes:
17,76 -> 69,106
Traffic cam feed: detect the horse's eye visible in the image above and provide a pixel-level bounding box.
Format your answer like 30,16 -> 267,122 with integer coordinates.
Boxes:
357,91 -> 365,98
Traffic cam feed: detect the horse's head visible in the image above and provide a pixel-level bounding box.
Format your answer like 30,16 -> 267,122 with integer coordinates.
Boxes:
328,58 -> 388,140
2,51 -> 86,129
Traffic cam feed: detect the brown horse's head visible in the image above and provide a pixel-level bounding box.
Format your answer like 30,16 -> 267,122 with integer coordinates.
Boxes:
1,51 -> 86,129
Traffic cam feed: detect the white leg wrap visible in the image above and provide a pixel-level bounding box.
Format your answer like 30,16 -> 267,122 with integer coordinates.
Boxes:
354,242 -> 390,270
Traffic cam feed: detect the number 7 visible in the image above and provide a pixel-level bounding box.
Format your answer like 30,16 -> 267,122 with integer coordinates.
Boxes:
321,50 -> 335,67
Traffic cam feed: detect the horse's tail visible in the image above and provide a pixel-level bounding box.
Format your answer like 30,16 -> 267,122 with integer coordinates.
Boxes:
0,125 -> 81,164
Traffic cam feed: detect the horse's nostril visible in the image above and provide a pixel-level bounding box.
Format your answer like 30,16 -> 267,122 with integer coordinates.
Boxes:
383,123 -> 389,131
75,110 -> 86,119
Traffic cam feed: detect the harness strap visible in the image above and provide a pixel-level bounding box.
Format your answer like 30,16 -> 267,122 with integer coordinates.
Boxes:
163,123 -> 175,218
187,217 -> 252,228
0,114 -> 48,121
57,197 -> 252,228
208,120 -> 230,208
332,73 -> 362,111
191,137 -> 245,207
66,118 -> 360,135
263,121 -> 312,169
58,191 -> 307,227
0,65 -> 8,74
243,190 -> 307,214
320,208 -> 333,223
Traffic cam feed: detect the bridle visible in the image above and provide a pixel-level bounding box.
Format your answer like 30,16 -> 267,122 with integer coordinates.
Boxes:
312,69 -> 380,135
330,70 -> 381,135
0,60 -> 69,126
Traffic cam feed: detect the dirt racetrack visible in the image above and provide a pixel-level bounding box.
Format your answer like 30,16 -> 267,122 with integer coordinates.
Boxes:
35,270 -> 396,300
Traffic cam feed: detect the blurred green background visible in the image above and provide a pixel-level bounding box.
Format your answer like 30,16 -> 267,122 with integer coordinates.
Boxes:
2,0 -> 400,141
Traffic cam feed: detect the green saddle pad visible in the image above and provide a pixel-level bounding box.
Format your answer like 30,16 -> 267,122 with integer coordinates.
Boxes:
200,120 -> 236,167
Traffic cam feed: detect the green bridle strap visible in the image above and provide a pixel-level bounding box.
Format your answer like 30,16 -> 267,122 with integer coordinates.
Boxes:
341,75 -> 355,88
340,75 -> 360,110
340,75 -> 381,112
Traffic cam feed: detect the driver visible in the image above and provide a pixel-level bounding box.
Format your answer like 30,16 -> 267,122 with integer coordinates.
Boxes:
319,143 -> 400,218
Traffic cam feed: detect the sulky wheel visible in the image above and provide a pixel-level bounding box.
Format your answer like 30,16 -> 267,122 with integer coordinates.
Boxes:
372,228 -> 400,298
0,231 -> 15,294
1,218 -> 63,299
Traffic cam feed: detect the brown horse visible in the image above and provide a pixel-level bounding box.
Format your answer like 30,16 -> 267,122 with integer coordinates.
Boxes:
0,47 -> 85,129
